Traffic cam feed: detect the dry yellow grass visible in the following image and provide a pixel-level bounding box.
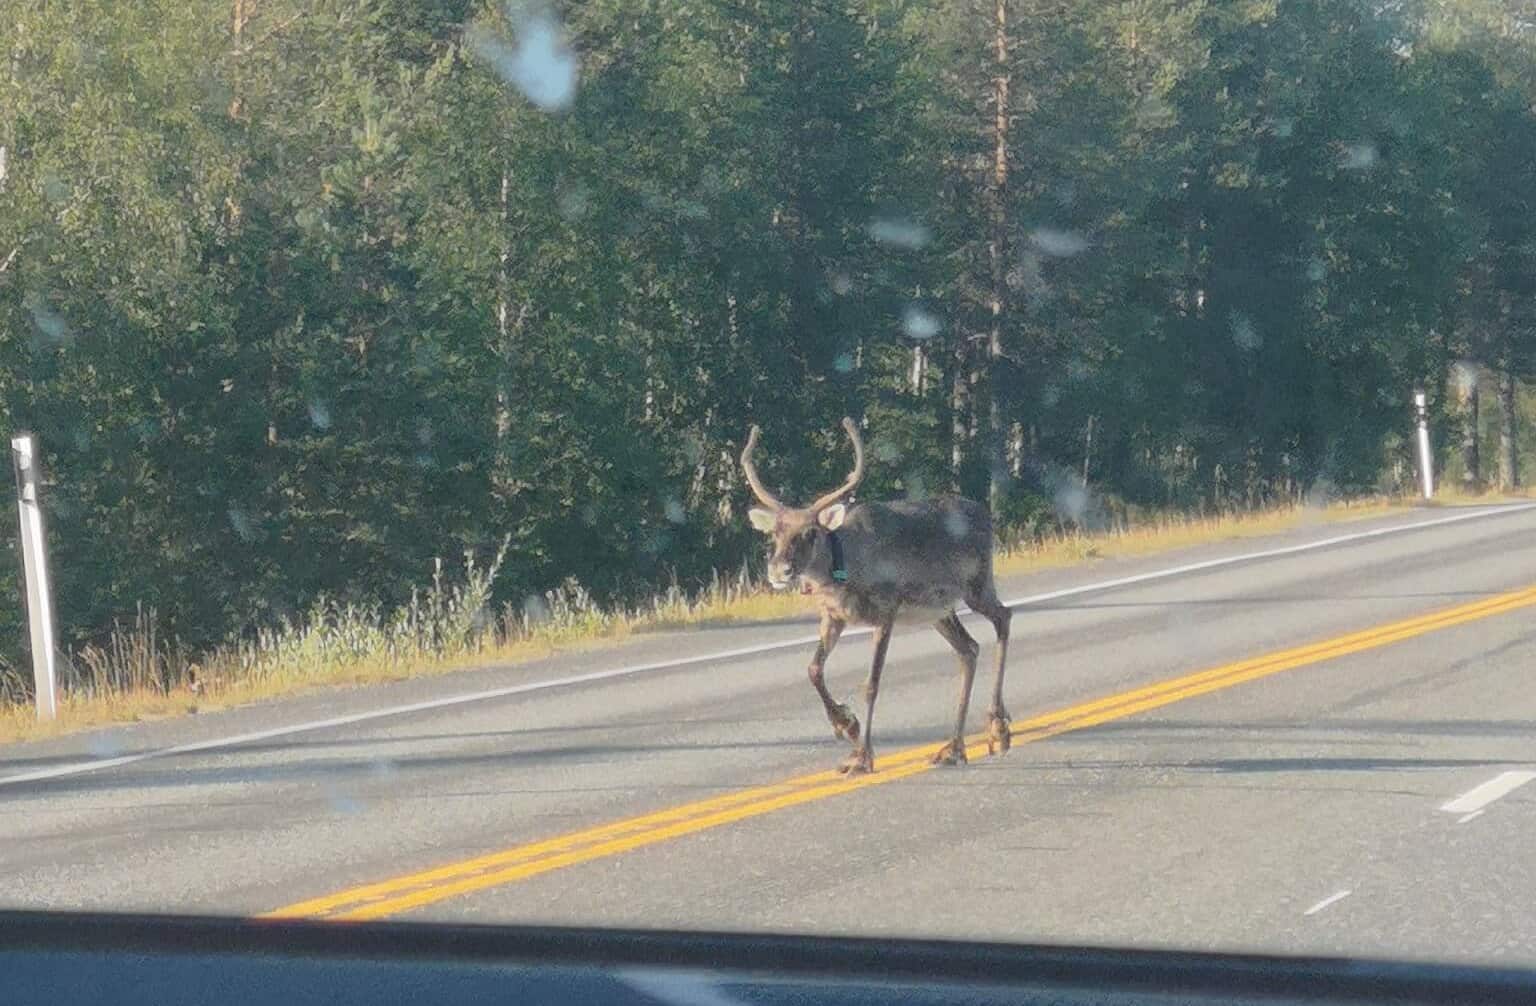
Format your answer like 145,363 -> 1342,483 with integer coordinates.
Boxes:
5,490 -> 1527,746
639,589 -> 813,631
0,623 -> 638,745
996,497 -> 1405,575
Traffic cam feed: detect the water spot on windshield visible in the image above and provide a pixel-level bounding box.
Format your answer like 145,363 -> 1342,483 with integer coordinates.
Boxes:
87,733 -> 124,758
902,304 -> 942,340
467,4 -> 580,112
664,499 -> 686,524
1300,479 -> 1336,526
872,439 -> 901,463
1230,311 -> 1262,351
557,185 -> 590,220
308,400 -> 332,431
829,272 -> 853,296
1053,484 -> 1088,523
833,352 -> 855,373
1029,228 -> 1088,257
522,594 -> 551,626
943,511 -> 970,539
227,507 -> 256,542
868,216 -> 930,249
1338,142 -> 1378,171
1450,360 -> 1479,395
413,341 -> 441,375
41,173 -> 70,204
698,166 -> 725,195
1306,479 -> 1336,510
326,786 -> 364,815
24,292 -> 73,346
1306,258 -> 1326,283
1136,93 -> 1173,128
641,529 -> 672,556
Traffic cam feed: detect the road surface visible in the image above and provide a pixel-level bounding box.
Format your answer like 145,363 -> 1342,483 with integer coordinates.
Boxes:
3,502 -> 1536,968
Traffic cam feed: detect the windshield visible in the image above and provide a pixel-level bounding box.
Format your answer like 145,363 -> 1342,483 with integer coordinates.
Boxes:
4,0 -> 1536,970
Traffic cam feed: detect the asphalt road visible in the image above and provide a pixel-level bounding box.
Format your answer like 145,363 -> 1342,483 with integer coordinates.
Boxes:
3,502 -> 1536,969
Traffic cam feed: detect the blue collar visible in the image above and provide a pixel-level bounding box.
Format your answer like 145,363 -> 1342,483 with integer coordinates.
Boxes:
827,530 -> 848,583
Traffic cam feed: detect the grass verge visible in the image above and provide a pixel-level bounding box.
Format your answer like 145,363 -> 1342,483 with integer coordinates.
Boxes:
2,491 -> 1522,746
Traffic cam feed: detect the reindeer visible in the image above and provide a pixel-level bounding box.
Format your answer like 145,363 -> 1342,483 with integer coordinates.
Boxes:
741,417 -> 1012,775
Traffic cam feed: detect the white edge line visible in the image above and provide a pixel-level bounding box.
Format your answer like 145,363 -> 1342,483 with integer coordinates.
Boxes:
1457,810 -> 1485,825
1303,889 -> 1352,916
2,503 -> 1531,789
1439,769 -> 1536,815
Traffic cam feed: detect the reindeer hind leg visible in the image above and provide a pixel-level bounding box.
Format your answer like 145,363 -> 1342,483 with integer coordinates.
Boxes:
965,579 -> 1013,755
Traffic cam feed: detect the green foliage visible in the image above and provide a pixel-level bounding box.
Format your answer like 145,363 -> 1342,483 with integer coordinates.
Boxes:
2,0 -> 1536,665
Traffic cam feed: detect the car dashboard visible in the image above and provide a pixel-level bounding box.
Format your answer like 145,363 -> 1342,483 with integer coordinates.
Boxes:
4,910 -> 1535,1005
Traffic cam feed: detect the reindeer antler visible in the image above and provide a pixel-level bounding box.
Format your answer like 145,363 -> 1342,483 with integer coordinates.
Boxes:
740,424 -> 784,510
808,417 -> 866,514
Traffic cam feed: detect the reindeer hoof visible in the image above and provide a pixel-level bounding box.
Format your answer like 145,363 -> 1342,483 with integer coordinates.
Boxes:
831,707 -> 861,743
837,748 -> 874,775
986,712 -> 1013,755
930,740 -> 968,766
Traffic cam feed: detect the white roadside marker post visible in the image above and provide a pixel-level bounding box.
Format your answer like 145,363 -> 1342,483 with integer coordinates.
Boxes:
1414,389 -> 1434,500
11,432 -> 58,719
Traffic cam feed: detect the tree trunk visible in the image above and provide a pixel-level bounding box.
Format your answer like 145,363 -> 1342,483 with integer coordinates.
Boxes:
910,343 -> 926,395
2,26 -> 12,197
985,0 -> 1011,514
225,0 -> 253,229
1082,414 -> 1095,488
786,9 -> 819,380
1499,367 -> 1518,490
491,165 -> 530,499
950,338 -> 971,487
0,28 -> 13,259
495,166 -> 512,449
229,0 -> 251,119
1459,372 -> 1480,491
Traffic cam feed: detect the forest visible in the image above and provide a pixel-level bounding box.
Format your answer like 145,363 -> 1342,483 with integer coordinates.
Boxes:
3,0 -> 1536,674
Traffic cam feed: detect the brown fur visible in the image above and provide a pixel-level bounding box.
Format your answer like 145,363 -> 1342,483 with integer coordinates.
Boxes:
742,421 -> 1013,774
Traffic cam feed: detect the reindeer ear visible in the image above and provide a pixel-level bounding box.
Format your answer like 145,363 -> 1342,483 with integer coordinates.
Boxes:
817,503 -> 847,531
748,507 -> 778,532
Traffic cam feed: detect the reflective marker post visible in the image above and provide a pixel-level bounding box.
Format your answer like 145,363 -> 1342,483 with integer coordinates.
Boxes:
11,432 -> 58,719
1414,389 -> 1434,501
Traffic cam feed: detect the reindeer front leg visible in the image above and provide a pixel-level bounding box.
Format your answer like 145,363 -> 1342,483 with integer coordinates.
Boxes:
808,612 -> 859,742
839,619 -> 892,775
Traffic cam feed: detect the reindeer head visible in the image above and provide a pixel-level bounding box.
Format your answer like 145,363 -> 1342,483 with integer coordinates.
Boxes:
740,417 -> 866,591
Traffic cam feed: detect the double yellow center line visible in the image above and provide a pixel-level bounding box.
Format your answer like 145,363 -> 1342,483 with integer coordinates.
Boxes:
262,584 -> 1536,922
